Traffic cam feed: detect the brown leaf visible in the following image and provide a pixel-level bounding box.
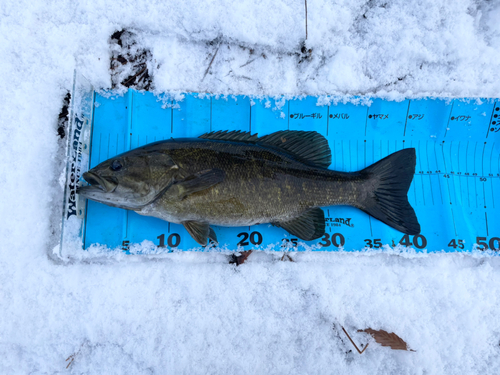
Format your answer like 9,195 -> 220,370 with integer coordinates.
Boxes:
229,251 -> 253,266
358,328 -> 415,351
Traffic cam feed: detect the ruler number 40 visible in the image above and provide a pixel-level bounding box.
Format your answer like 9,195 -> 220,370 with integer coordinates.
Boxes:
399,234 -> 427,249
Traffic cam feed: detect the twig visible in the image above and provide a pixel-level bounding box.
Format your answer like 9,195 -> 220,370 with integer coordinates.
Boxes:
305,0 -> 308,40
341,326 -> 369,354
65,344 -> 84,369
240,57 -> 257,68
121,65 -> 147,87
202,44 -> 221,82
280,253 -> 295,262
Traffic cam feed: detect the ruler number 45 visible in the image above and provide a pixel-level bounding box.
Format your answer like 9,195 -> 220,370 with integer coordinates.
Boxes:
448,239 -> 464,249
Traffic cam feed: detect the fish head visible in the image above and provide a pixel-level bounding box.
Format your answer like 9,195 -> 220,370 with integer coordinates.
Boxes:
76,150 -> 178,210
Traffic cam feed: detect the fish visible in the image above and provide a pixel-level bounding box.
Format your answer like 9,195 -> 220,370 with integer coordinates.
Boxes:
76,130 -> 420,246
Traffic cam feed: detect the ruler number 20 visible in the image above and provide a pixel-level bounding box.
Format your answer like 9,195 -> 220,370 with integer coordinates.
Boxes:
237,231 -> 263,246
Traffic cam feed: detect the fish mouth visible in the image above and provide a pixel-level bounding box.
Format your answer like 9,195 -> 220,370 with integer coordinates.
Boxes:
77,172 -> 118,195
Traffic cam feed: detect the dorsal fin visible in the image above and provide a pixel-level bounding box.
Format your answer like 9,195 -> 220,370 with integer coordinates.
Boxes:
259,131 -> 331,168
199,130 -> 332,168
199,130 -> 259,142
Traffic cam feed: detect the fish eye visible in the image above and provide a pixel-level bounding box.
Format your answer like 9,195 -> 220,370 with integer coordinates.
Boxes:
110,160 -> 123,171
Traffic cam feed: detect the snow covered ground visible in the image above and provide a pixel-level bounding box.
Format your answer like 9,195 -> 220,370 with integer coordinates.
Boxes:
1,0 -> 500,373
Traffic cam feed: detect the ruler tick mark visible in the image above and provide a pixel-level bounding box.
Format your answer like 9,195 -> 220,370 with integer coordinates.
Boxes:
441,142 -> 453,206
433,142 -> 444,204
426,141 -> 435,205
450,207 -> 457,236
481,142 -> 486,177
326,105 -> 329,136
364,107 -> 369,137
444,101 -> 454,138
474,142 -> 478,208
483,184 -> 486,209
364,140 -> 366,168
419,142 -> 425,206
403,100 -> 410,137
486,101 -> 497,138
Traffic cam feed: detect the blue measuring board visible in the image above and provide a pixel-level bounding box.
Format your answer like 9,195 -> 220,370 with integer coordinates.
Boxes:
83,90 -> 500,253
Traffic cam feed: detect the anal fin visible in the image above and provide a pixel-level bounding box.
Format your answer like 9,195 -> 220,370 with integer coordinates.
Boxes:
208,227 -> 218,244
274,208 -> 325,241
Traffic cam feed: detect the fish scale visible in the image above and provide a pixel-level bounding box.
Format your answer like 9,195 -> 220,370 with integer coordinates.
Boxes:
142,140 -> 363,228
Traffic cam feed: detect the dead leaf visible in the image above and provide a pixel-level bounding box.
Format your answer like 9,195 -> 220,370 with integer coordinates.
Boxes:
358,328 -> 415,351
229,250 -> 253,266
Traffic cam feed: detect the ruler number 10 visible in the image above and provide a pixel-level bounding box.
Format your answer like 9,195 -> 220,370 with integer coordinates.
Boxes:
157,233 -> 181,248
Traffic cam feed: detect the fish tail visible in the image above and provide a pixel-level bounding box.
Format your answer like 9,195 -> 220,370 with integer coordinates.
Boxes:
357,148 -> 420,235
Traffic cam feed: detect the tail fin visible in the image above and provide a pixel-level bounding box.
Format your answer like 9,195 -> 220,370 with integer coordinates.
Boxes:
358,148 -> 420,235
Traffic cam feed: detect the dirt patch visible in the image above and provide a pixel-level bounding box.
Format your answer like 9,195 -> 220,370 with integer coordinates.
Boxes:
109,29 -> 154,91
57,92 -> 71,139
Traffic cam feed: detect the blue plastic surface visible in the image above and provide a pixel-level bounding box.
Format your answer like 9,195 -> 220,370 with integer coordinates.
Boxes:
83,91 -> 500,253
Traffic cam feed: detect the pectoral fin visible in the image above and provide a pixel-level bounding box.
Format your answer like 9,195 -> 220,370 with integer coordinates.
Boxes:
183,221 -> 218,246
274,208 -> 325,241
167,169 -> 225,201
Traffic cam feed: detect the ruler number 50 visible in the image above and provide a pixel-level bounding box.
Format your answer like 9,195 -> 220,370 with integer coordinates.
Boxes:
476,237 -> 500,251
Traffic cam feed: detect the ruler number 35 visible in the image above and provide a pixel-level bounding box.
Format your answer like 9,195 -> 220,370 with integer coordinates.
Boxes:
364,239 -> 383,248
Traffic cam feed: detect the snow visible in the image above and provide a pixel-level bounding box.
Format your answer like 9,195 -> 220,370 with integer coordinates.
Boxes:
1,0 -> 500,373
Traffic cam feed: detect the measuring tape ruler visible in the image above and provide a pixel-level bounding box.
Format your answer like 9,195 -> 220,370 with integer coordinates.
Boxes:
77,90 -> 499,253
